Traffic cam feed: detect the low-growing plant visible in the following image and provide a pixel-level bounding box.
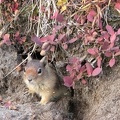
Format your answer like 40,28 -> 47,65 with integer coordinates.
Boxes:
0,0 -> 120,87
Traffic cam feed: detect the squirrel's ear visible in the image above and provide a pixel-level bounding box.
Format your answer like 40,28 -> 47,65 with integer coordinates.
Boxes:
40,56 -> 48,66
27,54 -> 32,62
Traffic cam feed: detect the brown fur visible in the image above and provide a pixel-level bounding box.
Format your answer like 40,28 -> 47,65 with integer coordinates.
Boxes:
23,56 -> 69,105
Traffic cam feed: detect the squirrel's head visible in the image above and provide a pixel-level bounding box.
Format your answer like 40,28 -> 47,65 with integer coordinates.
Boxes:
23,56 -> 48,86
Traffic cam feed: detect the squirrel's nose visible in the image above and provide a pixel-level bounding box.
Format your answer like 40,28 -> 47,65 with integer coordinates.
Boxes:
28,79 -> 32,82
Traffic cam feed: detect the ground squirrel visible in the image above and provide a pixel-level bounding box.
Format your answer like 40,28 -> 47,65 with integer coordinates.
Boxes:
23,56 -> 70,105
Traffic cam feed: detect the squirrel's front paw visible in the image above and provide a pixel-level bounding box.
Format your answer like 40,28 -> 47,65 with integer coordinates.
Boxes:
40,98 -> 49,105
28,89 -> 35,97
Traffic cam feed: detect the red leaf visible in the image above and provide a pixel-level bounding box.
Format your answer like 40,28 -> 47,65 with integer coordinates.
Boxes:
40,36 -> 48,42
0,0 -> 4,4
103,32 -> 110,40
117,28 -> 120,35
58,34 -> 66,42
85,62 -> 93,77
97,37 -> 103,42
50,46 -> 55,52
80,16 -> 86,25
92,31 -> 98,38
74,64 -> 81,72
114,51 -> 120,56
3,34 -> 10,41
66,65 -> 73,72
115,2 -> 120,10
54,25 -> 63,31
106,25 -> 114,36
101,41 -> 109,50
20,36 -> 26,44
87,14 -> 93,22
104,51 -> 112,57
80,65 -> 86,73
62,43 -> 68,50
12,2 -> 19,12
70,70 -> 76,79
68,38 -> 78,43
74,14 -> 79,20
47,34 -> 55,42
86,36 -> 94,41
87,10 -> 96,22
51,11 -> 64,22
69,57 -> 79,63
41,6 -> 45,12
56,14 -> 64,22
110,33 -> 116,43
89,10 -> 96,16
77,72 -> 82,80
94,47 -> 99,53
109,42 -> 114,49
42,42 -> 50,50
109,58 -> 115,67
4,101 -> 12,108
31,36 -> 41,46
63,76 -> 73,87
14,31 -> 19,38
110,46 -> 119,51
51,11 -> 58,19
87,48 -> 97,55
81,79 -> 87,85
3,34 -> 11,45
74,15 -> 81,23
92,67 -> 102,76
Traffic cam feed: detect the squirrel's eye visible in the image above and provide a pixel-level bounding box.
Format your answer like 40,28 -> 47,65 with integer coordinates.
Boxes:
37,68 -> 42,74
